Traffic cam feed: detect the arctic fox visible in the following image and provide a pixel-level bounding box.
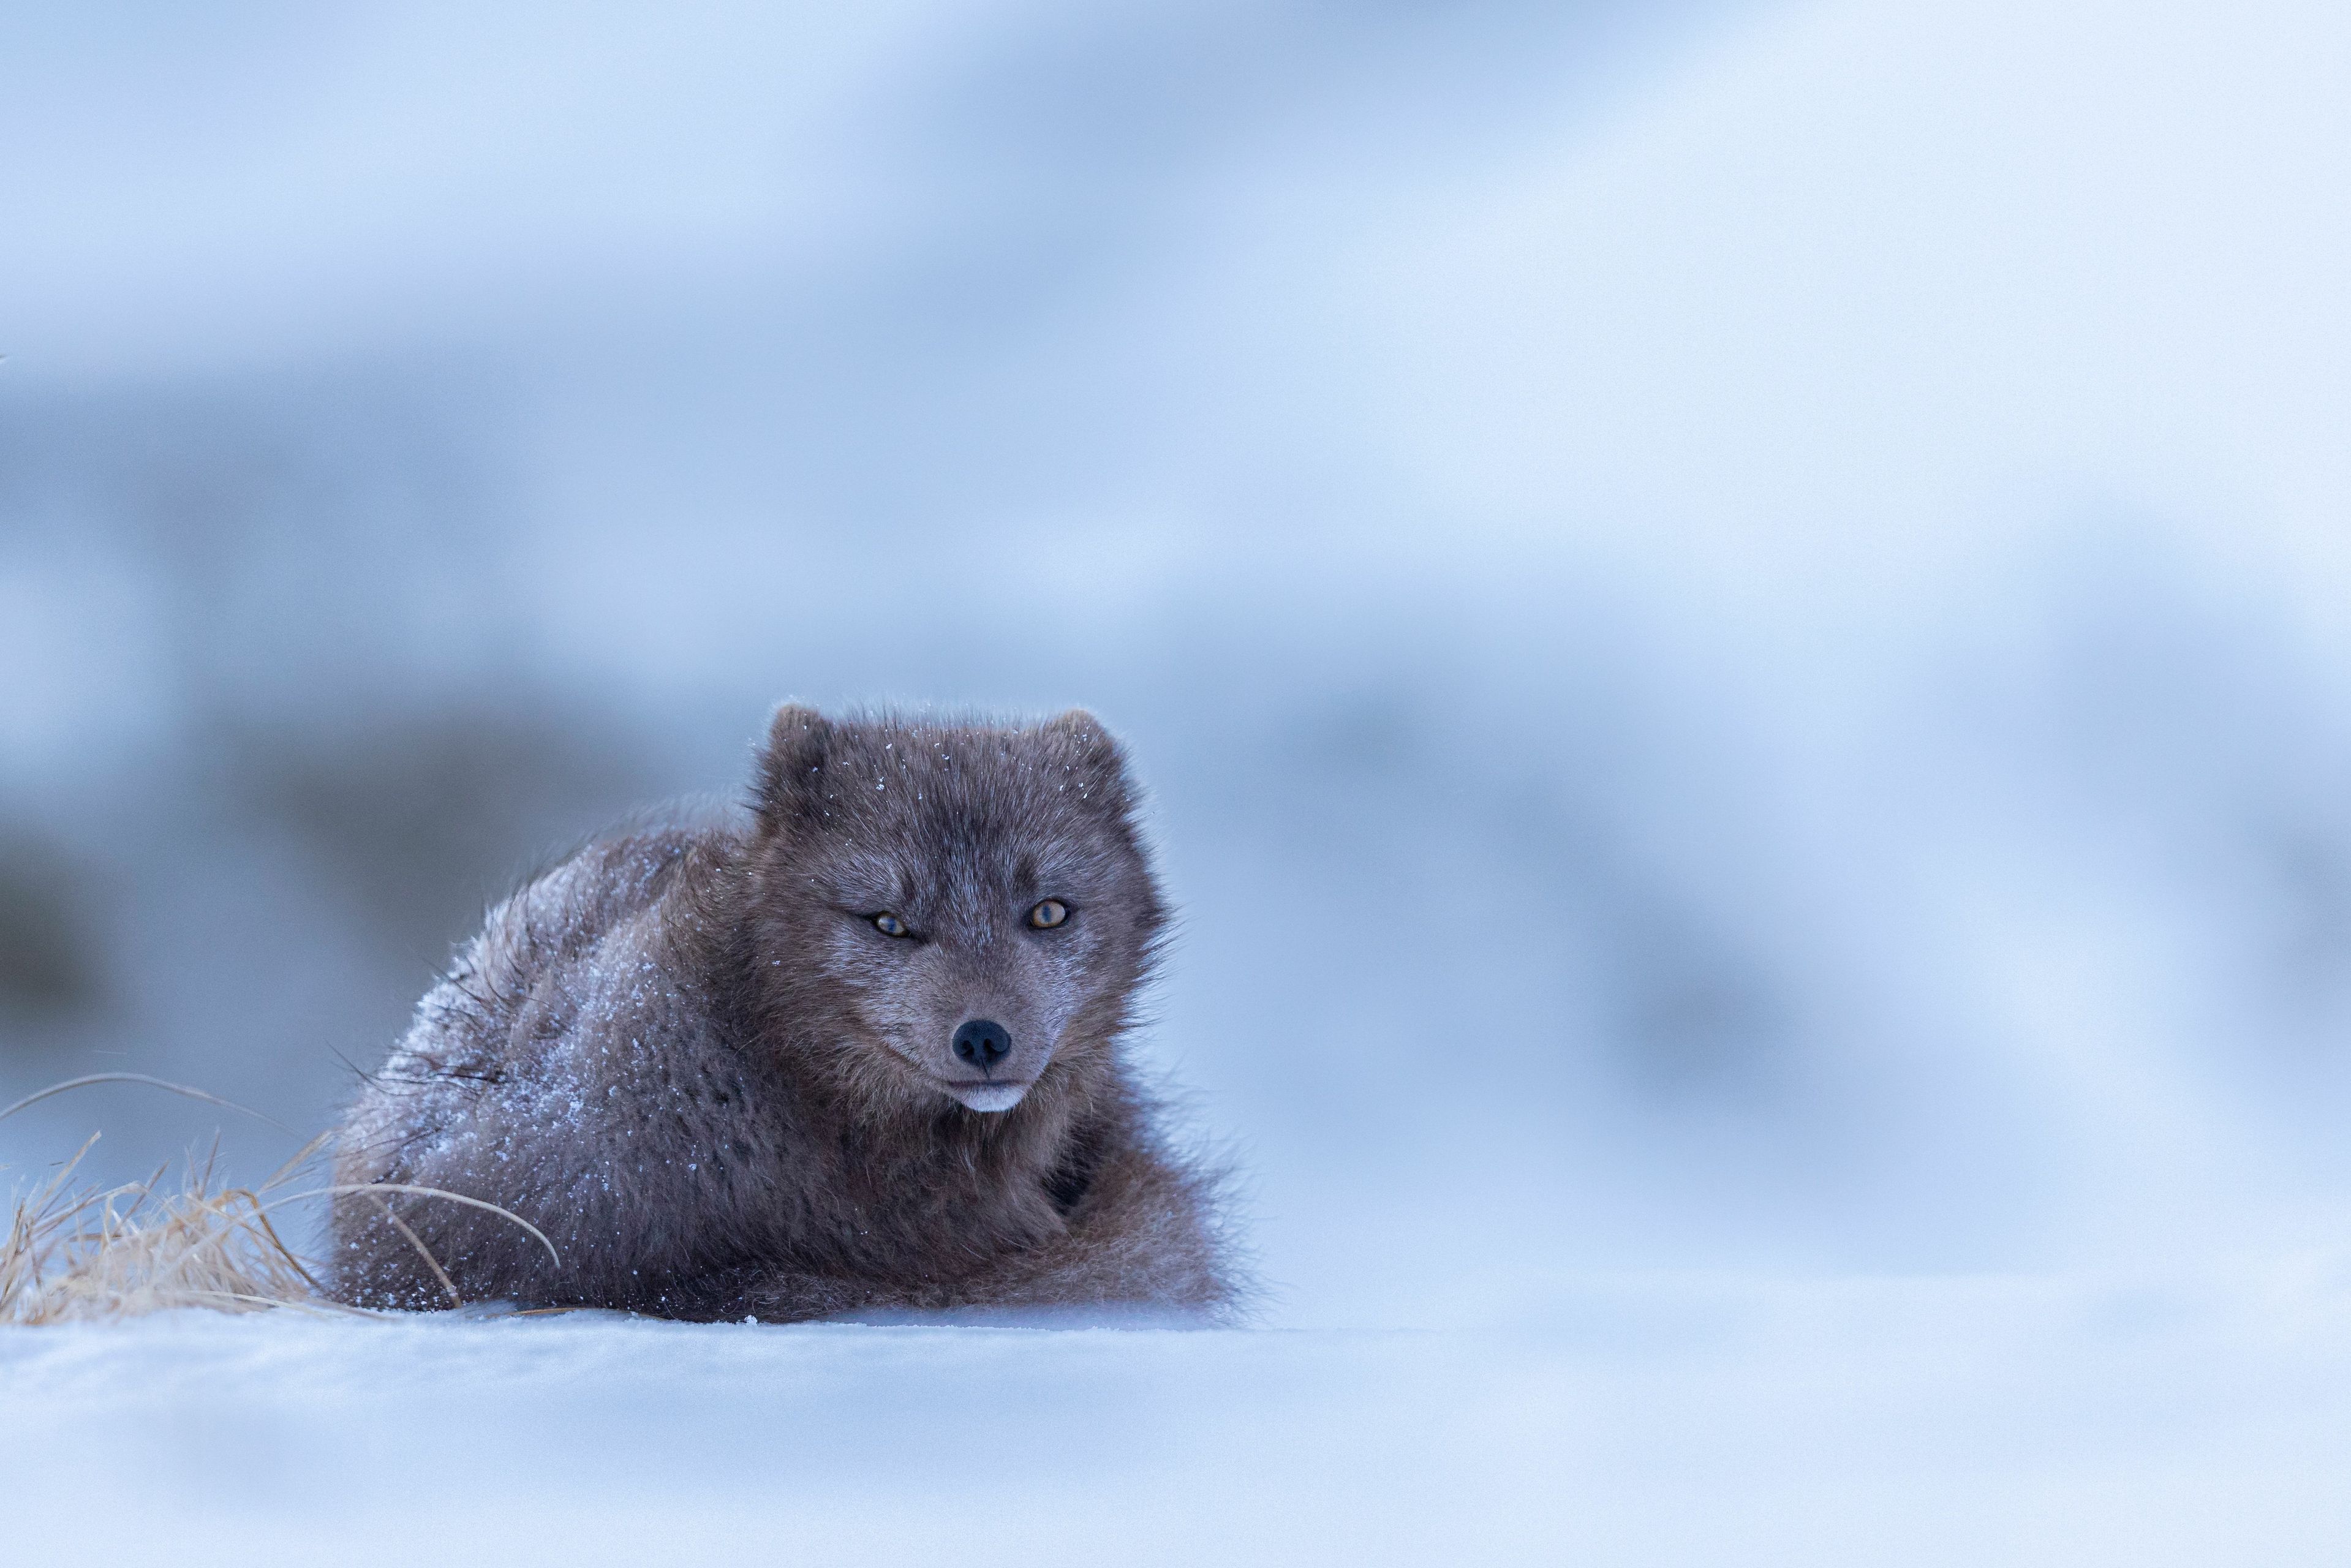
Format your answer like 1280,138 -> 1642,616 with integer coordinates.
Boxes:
325,706 -> 1238,1320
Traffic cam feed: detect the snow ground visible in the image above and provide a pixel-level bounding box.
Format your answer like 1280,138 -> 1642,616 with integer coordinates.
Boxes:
9,1261 -> 2347,1566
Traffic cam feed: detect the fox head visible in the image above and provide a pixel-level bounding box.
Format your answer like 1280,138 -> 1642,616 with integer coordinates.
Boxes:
740,705 -> 1166,1116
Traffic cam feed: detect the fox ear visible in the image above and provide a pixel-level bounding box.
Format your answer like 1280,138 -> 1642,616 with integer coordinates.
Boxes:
1044,708 -> 1132,808
755,703 -> 834,829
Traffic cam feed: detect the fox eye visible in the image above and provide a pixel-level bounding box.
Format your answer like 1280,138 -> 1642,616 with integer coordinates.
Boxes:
872,913 -> 911,938
1027,899 -> 1068,930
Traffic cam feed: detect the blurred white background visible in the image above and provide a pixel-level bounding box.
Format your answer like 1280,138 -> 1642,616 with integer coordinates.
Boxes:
5,0 -> 2350,1328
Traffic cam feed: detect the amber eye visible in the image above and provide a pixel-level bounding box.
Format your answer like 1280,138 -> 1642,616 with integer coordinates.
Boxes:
1027,899 -> 1068,930
872,913 -> 911,938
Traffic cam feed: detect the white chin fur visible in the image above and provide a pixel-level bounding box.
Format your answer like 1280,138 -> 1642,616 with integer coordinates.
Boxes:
946,1082 -> 1029,1114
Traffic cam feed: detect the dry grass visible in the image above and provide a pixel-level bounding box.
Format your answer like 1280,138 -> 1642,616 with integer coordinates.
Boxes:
1,1074 -> 554,1325
0,1133 -> 350,1324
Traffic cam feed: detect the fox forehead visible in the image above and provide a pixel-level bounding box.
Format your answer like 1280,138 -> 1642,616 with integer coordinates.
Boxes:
757,706 -> 1146,919
805,832 -> 1119,911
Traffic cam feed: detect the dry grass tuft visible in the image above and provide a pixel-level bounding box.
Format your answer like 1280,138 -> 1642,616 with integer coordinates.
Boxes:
0,1133 -> 353,1324
2,1074 -> 552,1325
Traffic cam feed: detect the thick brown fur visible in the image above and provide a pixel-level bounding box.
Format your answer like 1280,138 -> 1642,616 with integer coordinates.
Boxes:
325,707 -> 1240,1321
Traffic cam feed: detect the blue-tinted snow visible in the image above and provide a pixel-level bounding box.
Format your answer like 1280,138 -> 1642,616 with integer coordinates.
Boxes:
8,1262 -> 2350,1566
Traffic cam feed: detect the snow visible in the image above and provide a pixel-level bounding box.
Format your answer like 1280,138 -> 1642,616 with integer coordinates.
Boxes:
7,1263 -> 2349,1566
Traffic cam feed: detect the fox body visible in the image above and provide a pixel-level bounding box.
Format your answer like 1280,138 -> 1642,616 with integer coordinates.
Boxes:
325,707 -> 1237,1321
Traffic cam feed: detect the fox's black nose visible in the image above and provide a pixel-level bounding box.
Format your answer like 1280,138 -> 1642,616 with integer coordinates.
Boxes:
951,1019 -> 1013,1073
